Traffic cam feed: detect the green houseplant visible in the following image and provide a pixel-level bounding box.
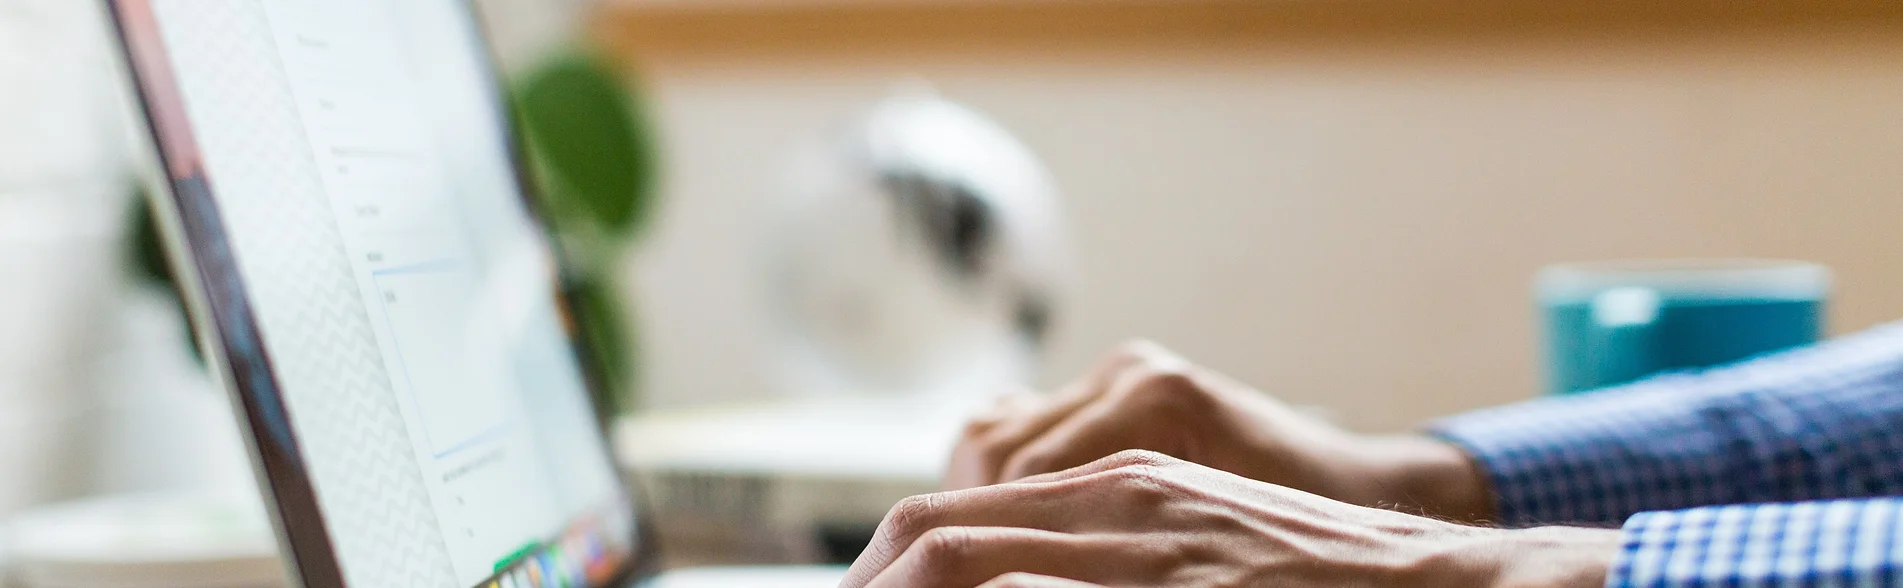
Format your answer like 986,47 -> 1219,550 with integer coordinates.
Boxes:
511,49 -> 659,417
127,48 -> 658,419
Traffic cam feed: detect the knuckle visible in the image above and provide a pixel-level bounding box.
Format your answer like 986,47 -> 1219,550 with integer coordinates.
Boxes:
1126,367 -> 1191,397
1000,449 -> 1057,479
1089,454 -> 1189,499
1107,464 -> 1178,509
977,443 -> 1020,475
1119,368 -> 1210,414
964,425 -> 1014,451
883,493 -> 946,537
912,527 -> 975,569
1106,462 -> 1169,487
1102,448 -> 1179,469
967,432 -> 1025,472
979,572 -> 1047,588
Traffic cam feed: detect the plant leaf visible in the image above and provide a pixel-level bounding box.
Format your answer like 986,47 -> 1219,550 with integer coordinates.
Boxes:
513,50 -> 656,241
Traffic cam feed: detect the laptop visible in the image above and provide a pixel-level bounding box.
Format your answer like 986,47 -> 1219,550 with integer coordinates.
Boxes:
103,1 -> 848,586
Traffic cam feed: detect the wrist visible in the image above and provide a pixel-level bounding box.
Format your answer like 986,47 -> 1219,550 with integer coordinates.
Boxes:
1350,435 -> 1497,523
1399,524 -> 1618,588
1479,527 -> 1621,588
1400,521 -> 1621,586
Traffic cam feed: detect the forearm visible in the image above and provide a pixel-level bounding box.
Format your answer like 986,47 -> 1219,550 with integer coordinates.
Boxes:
1343,434 -> 1499,524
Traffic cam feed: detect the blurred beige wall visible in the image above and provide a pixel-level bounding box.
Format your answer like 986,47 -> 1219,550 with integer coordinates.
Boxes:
586,0 -> 1903,432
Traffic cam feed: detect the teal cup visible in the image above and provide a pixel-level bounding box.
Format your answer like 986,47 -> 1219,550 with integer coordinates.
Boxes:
1537,259 -> 1830,395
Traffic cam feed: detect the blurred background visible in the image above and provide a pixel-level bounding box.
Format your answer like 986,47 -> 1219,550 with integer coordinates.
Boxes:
590,0 -> 1903,428
5,0 -> 1903,582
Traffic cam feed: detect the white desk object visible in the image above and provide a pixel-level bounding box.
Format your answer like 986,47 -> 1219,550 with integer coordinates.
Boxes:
646,566 -> 847,588
6,493 -> 283,588
3,522 -> 12,588
616,396 -> 965,482
614,396 -> 966,564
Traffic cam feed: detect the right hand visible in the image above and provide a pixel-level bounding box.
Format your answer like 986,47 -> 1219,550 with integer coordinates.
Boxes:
946,340 -> 1497,522
851,451 -> 1616,588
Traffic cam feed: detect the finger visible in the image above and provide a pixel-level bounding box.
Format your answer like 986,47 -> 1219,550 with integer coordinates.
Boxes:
972,388 -> 1043,426
1009,449 -> 1185,486
996,396 -> 1139,482
976,574 -> 1104,588
864,527 -> 1163,588
993,400 -> 1125,481
953,342 -> 1161,487
997,366 -> 1201,482
946,389 -> 1046,489
992,340 -> 1190,460
842,479 -> 1116,588
846,456 -> 1197,588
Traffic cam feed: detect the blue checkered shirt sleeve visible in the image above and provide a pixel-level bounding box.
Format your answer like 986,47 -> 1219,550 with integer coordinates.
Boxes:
1611,499 -> 1903,586
1430,321 -> 1903,586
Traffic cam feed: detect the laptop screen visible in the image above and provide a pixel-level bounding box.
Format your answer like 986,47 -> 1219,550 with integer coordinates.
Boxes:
109,1 -> 638,586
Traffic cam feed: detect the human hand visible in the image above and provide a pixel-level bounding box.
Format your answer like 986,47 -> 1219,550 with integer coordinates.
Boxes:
948,340 -> 1494,522
846,451 -> 1619,588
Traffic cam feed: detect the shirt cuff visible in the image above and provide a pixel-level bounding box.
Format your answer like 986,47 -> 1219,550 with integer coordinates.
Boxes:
1609,499 -> 1903,587
1427,376 -> 1725,526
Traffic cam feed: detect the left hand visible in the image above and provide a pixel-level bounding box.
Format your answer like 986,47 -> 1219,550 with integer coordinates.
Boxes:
842,451 -> 1620,588
945,341 -> 1494,523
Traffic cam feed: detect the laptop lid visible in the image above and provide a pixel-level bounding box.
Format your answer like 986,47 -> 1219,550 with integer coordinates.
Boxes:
104,1 -> 651,586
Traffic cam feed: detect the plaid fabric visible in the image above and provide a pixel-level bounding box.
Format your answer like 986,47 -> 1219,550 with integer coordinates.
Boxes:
1613,499 -> 1903,587
1432,320 -> 1903,586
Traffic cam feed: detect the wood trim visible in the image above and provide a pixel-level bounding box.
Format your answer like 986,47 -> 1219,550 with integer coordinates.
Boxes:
593,0 -> 1903,62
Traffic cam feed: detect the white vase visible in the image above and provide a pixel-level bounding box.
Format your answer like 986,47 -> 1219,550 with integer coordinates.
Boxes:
0,189 -> 124,517
0,0 -> 135,518
84,289 -> 257,498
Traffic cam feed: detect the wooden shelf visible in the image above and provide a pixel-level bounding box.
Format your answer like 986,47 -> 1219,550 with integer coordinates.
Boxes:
593,0 -> 1903,61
